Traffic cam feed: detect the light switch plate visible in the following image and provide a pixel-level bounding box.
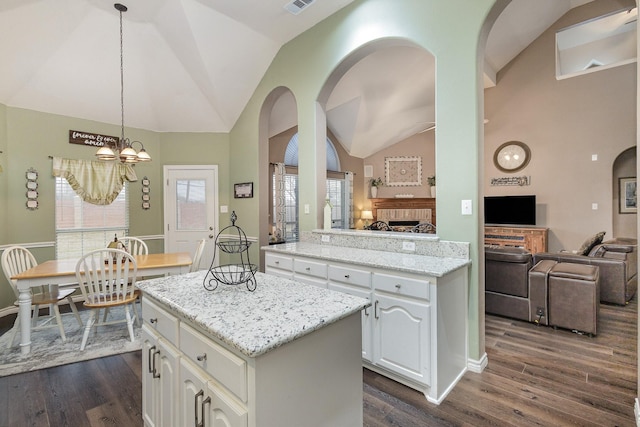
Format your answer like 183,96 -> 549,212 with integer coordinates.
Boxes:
304,204 -> 310,214
461,200 -> 472,215
220,205 -> 228,213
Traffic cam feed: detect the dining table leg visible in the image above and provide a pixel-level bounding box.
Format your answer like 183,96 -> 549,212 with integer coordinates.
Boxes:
17,287 -> 32,355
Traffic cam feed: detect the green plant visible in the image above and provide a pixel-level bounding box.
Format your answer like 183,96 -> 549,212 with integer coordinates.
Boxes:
427,175 -> 436,186
370,177 -> 384,187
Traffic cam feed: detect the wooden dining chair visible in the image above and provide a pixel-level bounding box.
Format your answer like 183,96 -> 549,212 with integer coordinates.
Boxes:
190,239 -> 207,273
1,246 -> 82,348
75,248 -> 138,351
120,236 -> 148,255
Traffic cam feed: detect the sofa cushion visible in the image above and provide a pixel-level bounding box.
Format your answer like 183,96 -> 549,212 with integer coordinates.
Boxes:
577,231 -> 606,255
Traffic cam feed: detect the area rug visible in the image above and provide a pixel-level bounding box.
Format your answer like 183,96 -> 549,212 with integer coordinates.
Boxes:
0,307 -> 141,377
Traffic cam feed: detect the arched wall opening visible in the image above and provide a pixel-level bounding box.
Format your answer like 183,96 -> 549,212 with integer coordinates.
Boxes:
258,86 -> 298,270
613,146 -> 638,238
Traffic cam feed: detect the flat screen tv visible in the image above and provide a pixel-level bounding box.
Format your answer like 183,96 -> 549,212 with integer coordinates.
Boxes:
484,195 -> 536,226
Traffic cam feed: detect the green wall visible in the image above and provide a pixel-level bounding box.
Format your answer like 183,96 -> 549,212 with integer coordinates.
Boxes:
0,107 -> 230,309
228,0 -> 501,362
0,0 -> 506,364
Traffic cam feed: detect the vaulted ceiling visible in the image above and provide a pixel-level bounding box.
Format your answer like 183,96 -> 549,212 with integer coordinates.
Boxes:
0,0 -> 597,158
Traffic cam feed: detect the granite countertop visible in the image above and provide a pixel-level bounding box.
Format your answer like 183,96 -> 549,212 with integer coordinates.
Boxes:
136,270 -> 369,358
262,241 -> 470,277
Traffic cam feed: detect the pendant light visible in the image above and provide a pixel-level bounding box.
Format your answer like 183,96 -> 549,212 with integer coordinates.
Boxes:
96,3 -> 151,163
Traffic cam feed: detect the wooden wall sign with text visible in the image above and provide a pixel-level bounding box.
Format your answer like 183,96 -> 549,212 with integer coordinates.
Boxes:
69,130 -> 119,148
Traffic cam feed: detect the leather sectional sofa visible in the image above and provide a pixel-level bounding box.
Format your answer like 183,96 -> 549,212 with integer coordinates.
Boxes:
533,238 -> 637,306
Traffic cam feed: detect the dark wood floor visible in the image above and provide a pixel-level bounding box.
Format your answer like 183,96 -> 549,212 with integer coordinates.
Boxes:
0,298 -> 636,426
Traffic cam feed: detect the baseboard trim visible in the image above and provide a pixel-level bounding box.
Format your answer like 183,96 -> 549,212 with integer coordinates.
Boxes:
635,398 -> 640,427
467,352 -> 488,373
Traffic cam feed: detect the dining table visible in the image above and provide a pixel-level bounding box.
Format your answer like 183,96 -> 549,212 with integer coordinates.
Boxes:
11,252 -> 192,355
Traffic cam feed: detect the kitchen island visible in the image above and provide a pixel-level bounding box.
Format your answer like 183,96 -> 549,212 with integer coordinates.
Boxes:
136,270 -> 369,427
263,229 -> 471,404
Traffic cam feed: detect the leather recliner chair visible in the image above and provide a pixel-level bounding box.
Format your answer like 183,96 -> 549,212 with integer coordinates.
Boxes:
485,246 -> 533,321
533,238 -> 637,305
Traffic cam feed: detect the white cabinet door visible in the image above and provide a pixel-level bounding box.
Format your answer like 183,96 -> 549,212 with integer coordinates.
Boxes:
180,358 -> 209,427
206,382 -> 249,427
142,327 -> 158,427
142,325 -> 180,427
328,282 -> 372,362
180,357 -> 248,427
373,293 -> 431,386
157,339 -> 180,427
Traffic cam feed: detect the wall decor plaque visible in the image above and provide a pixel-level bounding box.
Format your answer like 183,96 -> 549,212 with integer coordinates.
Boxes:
385,156 -> 422,187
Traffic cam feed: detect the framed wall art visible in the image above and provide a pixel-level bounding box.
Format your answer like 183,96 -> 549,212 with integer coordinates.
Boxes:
234,182 -> 253,198
385,156 -> 422,187
619,177 -> 637,214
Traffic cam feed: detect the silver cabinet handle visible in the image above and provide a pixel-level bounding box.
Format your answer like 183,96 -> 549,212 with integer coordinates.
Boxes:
147,345 -> 156,374
201,396 -> 211,427
152,349 -> 160,378
374,300 -> 379,319
197,353 -> 207,362
305,267 -> 311,271
344,274 -> 350,279
395,284 -> 401,289
195,390 -> 204,427
149,318 -> 158,324
364,306 -> 369,316
275,261 -> 280,265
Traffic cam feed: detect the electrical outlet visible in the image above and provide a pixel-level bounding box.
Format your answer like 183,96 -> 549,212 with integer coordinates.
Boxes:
321,235 -> 330,243
402,241 -> 416,251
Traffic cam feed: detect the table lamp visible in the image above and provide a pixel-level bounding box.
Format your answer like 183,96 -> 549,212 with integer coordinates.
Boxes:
361,210 -> 373,227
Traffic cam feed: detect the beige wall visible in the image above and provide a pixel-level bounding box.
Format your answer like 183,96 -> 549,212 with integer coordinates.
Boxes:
484,0 -> 637,252
363,131 -> 435,202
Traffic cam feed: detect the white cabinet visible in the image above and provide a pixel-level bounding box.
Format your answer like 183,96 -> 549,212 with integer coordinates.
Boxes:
373,293 -> 430,385
180,358 -> 248,427
328,263 -> 372,362
293,257 -> 328,289
142,323 -> 180,427
264,253 -> 293,279
262,249 -> 468,404
142,293 -> 364,426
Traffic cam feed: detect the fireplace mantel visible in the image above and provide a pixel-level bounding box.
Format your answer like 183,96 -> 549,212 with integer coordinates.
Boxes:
370,198 -> 436,225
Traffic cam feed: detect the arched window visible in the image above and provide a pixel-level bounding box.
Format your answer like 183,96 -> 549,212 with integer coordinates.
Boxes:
284,133 -> 340,171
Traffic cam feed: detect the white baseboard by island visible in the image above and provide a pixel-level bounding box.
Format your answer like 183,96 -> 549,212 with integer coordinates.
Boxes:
467,352 -> 488,373
635,398 -> 640,426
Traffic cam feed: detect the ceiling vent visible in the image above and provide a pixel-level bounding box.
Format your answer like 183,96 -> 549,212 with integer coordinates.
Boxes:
284,0 -> 315,15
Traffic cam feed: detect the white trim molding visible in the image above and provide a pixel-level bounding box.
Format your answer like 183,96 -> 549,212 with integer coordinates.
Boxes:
467,352 -> 488,373
0,241 -> 55,251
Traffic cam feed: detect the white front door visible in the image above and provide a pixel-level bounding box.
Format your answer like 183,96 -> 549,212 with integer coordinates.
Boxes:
164,165 -> 218,271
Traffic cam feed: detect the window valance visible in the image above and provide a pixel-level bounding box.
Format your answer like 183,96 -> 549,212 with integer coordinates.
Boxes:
52,157 -> 137,205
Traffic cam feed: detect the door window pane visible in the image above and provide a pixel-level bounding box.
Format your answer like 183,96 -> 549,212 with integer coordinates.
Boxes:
176,179 -> 206,230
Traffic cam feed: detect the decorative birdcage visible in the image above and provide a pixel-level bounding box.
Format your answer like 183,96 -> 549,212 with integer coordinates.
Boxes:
203,211 -> 257,292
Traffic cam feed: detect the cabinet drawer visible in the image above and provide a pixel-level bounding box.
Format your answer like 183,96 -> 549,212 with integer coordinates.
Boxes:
142,297 -> 179,344
293,258 -> 327,279
372,272 -> 430,300
265,253 -> 293,271
180,322 -> 248,403
328,264 -> 371,289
